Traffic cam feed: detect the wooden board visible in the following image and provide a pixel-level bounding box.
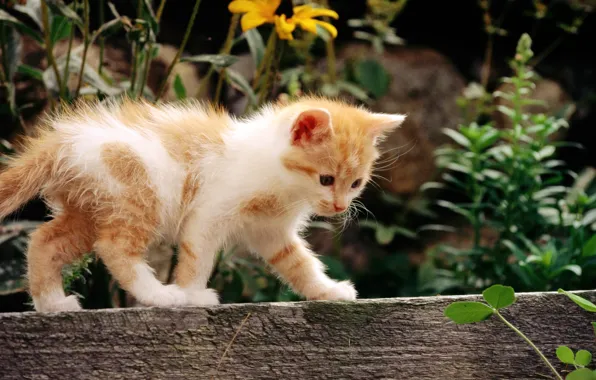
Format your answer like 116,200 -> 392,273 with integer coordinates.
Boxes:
1,291 -> 595,379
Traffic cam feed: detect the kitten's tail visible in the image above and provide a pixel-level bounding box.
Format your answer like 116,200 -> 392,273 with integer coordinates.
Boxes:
0,133 -> 59,220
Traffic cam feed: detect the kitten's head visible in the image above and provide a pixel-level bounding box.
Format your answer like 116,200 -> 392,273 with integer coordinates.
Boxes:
278,97 -> 405,217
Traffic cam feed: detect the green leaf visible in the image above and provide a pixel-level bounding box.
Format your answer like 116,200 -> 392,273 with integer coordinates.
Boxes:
443,128 -> 471,148
554,264 -> 582,277
592,322 -> 596,337
354,59 -> 390,98
0,9 -> 43,43
375,225 -> 395,245
436,200 -> 472,221
13,2 -> 44,31
566,368 -> 596,380
50,15 -> 71,43
482,284 -> 516,309
556,345 -> 575,364
45,0 -> 83,27
173,74 -> 186,100
245,29 -> 264,68
141,0 -> 159,35
224,68 -> 257,106
17,64 -> 43,80
582,235 -> 596,257
575,350 -> 592,367
0,25 -> 21,82
180,54 -> 239,68
444,301 -> 494,324
558,289 -> 596,312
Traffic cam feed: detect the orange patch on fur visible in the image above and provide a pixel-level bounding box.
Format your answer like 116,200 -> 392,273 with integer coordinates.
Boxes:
181,173 -> 200,208
282,157 -> 318,177
268,242 -> 297,266
174,241 -> 198,288
27,206 -> 96,298
240,194 -> 284,216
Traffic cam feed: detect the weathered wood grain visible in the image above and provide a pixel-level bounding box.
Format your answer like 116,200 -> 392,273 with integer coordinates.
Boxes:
1,291 -> 595,379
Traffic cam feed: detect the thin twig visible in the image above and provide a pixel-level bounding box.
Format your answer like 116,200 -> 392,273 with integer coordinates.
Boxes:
62,25 -> 74,96
139,0 -> 168,99
129,0 -> 144,95
0,24 -> 9,82
155,0 -> 167,22
74,0 -> 90,98
214,14 -> 240,104
155,0 -> 203,102
98,0 -> 106,75
212,313 -> 252,380
41,0 -> 65,97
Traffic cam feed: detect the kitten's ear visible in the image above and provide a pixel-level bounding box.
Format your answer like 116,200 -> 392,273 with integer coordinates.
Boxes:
290,108 -> 333,146
368,113 -> 406,144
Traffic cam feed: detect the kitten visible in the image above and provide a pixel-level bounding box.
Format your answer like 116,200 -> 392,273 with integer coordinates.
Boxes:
0,96 -> 405,312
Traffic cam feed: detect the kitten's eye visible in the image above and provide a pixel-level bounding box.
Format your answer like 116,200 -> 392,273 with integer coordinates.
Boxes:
319,175 -> 335,186
351,179 -> 362,189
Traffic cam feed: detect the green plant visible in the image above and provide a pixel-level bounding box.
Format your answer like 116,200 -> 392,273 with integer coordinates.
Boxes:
421,33 -> 596,294
445,284 -> 596,380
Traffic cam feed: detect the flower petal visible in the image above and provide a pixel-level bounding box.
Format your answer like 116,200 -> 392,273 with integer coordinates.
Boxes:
228,0 -> 257,13
313,20 -> 338,38
293,5 -> 339,20
275,14 -> 295,40
259,0 -> 281,15
241,12 -> 269,31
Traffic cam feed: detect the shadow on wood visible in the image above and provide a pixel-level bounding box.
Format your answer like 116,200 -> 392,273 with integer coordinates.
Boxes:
1,291 -> 595,379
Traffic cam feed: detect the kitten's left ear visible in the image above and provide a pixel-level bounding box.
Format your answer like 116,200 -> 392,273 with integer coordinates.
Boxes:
368,113 -> 406,144
290,108 -> 333,147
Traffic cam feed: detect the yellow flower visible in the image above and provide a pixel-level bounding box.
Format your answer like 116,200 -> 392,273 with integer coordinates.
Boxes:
290,5 -> 339,39
229,1 -> 339,40
274,14 -> 296,40
228,0 -> 280,32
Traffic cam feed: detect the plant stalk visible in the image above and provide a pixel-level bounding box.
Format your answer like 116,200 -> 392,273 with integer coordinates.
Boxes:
252,30 -> 277,91
0,24 -> 9,82
41,0 -> 66,98
155,0 -> 203,102
156,0 -> 167,22
62,26 -> 75,96
129,0 -> 144,96
214,13 -> 240,104
98,0 -> 106,75
319,0 -> 337,83
495,311 -> 563,380
74,0 -> 90,98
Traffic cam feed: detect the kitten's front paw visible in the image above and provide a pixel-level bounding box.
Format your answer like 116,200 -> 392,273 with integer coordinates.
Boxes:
138,284 -> 187,307
182,287 -> 220,306
34,294 -> 82,312
313,280 -> 358,301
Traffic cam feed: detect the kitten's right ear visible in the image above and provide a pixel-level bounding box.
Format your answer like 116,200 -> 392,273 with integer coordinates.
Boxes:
290,108 -> 332,147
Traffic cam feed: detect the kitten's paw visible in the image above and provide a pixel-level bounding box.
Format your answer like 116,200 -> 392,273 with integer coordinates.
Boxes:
314,280 -> 358,301
35,294 -> 82,313
182,287 -> 220,306
138,284 -> 187,307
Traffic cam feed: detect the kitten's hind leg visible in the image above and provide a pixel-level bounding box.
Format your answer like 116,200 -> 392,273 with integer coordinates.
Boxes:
27,209 -> 95,312
173,211 -> 223,306
94,219 -> 186,308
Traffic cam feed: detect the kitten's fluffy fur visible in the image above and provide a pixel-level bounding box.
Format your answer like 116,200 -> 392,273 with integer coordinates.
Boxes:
0,96 -> 404,312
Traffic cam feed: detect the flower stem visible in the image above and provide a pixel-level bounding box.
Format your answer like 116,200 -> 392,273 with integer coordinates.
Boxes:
155,0 -> 203,102
98,0 -> 106,76
252,30 -> 276,91
129,0 -> 144,96
41,0 -> 65,98
74,0 -> 90,98
495,311 -> 562,380
214,13 -> 240,104
0,24 -> 9,82
62,25 -> 74,97
319,0 -> 337,83
156,0 -> 167,21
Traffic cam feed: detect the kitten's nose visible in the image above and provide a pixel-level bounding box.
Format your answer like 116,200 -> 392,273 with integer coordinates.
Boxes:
333,203 -> 346,212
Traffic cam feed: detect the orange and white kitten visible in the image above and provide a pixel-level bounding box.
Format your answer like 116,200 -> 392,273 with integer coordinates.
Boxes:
0,96 -> 404,312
